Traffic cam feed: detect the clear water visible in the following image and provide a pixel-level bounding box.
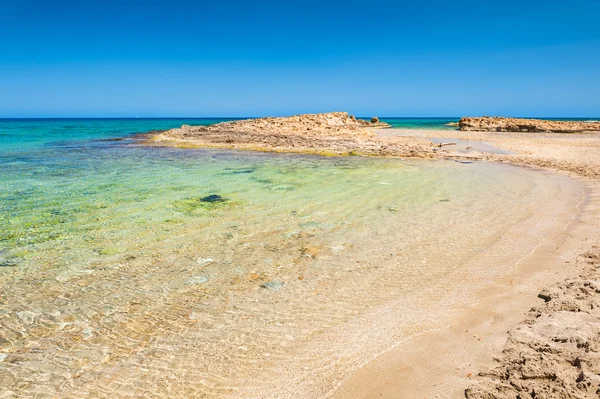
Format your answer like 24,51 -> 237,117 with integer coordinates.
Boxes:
0,119 -> 585,398
379,117 -> 459,129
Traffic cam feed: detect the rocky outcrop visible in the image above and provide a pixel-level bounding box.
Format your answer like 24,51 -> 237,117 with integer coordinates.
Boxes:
173,112 -> 390,139
466,247 -> 600,398
145,112 -> 442,158
459,117 -> 600,133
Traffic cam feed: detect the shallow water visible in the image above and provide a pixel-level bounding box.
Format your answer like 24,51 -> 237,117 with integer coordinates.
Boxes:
429,137 -> 515,154
0,119 -> 585,398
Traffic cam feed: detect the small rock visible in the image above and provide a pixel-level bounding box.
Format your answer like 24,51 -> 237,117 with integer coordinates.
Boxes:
300,246 -> 319,258
186,276 -> 209,285
248,273 -> 266,282
0,260 -> 17,267
201,194 -> 225,203
15,311 -> 37,324
371,116 -> 380,123
260,281 -> 284,291
538,290 -> 552,302
196,258 -> 214,267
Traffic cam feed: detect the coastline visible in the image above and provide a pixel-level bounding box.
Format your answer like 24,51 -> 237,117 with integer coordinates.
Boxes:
332,174 -> 600,399
334,128 -> 600,398
140,120 -> 600,397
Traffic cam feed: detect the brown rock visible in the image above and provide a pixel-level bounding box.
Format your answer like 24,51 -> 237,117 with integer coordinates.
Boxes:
459,116 -> 600,133
142,112 -> 451,159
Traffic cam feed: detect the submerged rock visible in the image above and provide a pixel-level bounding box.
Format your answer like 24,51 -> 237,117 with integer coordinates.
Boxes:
201,194 -> 226,203
222,168 -> 254,175
260,281 -> 284,291
186,276 -> 209,285
0,260 -> 17,267
174,194 -> 233,214
196,258 -> 214,267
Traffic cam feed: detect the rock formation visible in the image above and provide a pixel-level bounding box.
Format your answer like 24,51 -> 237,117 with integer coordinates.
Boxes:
459,117 -> 600,133
173,112 -> 390,139
145,112 -> 440,158
466,247 -> 600,398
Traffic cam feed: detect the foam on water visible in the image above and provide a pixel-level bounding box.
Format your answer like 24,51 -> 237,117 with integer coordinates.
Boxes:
0,120 -> 585,398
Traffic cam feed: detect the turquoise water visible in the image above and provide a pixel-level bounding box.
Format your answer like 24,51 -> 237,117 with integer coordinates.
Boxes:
0,118 -> 238,153
0,118 -> 585,398
381,117 -> 459,129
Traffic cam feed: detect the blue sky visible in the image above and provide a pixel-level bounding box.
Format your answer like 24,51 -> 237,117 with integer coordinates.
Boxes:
1,0 -> 599,117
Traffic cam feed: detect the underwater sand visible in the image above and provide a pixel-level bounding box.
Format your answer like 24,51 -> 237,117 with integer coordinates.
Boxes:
0,137 -> 586,398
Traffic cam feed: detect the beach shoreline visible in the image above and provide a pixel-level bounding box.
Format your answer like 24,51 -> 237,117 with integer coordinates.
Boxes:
331,174 -> 600,399
140,118 -> 600,398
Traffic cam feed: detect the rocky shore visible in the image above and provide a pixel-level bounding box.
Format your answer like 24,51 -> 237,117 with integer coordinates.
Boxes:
466,246 -> 600,399
459,116 -> 600,133
145,112 -> 440,158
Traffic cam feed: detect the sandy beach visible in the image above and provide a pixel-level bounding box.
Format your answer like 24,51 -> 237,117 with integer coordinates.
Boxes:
145,114 -> 600,398
336,127 -> 600,398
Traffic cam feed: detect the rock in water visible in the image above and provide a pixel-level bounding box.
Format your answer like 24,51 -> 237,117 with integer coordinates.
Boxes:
196,258 -> 214,267
371,116 -> 380,123
0,260 -> 17,267
260,281 -> 284,291
201,194 -> 225,203
186,276 -> 209,285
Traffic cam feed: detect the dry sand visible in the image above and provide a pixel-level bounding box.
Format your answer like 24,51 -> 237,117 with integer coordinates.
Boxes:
144,116 -> 600,398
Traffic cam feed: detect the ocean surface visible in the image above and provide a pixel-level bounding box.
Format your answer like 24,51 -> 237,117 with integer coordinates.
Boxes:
0,118 -> 586,397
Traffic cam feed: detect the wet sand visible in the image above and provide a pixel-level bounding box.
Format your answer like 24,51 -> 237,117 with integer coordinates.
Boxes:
380,127 -> 600,179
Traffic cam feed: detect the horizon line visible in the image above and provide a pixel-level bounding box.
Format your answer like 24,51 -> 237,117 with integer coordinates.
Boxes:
1,115 -> 599,120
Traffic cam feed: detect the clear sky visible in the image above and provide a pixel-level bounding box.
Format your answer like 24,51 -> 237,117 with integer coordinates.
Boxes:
1,0 -> 599,117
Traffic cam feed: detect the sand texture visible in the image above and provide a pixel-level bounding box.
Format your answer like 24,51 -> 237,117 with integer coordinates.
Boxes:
466,247 -> 600,398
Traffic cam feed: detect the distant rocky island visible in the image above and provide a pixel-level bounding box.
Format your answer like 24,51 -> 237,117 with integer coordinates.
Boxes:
459,116 -> 600,133
164,112 -> 390,138
145,112 -> 440,158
